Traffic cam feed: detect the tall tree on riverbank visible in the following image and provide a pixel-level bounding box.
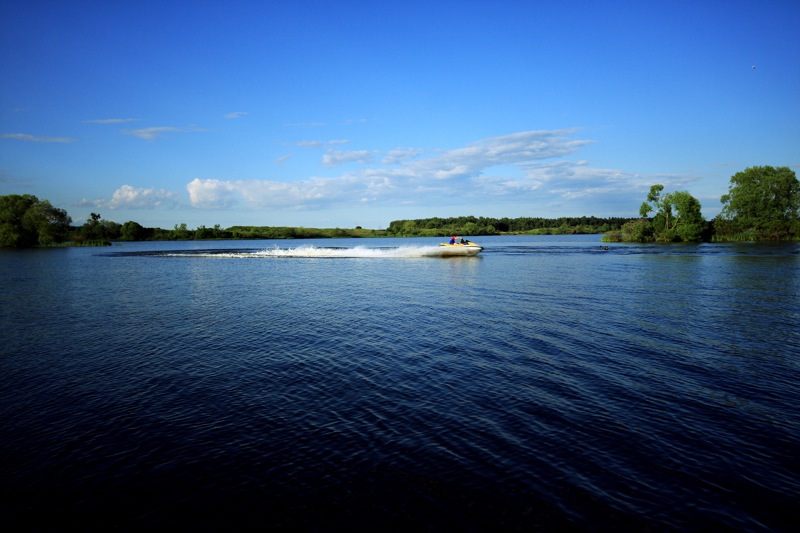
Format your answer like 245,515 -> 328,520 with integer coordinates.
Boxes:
0,194 -> 72,247
717,166 -> 799,240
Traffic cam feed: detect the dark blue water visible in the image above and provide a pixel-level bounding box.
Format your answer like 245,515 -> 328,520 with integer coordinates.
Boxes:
2,235 -> 798,531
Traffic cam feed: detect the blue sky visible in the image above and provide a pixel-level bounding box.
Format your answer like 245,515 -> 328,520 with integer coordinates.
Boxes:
1,0 -> 798,229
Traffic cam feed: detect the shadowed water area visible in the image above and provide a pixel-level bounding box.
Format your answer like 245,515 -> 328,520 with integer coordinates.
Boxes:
1,235 -> 798,530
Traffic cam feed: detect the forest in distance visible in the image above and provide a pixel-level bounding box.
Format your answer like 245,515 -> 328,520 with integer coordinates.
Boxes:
1,166 -> 798,247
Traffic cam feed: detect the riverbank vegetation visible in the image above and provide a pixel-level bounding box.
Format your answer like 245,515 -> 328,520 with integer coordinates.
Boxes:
0,198 -> 392,247
0,194 -> 635,247
0,194 -> 72,247
713,166 -> 800,241
2,166 -> 797,248
602,184 -> 706,243
602,166 -> 799,243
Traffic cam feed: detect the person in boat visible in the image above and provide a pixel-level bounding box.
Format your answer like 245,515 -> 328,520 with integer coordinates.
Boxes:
449,235 -> 457,244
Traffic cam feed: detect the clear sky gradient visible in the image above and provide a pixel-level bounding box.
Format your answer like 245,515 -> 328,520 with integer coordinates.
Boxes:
2,0 -> 798,229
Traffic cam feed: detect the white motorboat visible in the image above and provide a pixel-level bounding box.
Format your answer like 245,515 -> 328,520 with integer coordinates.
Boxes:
438,241 -> 483,256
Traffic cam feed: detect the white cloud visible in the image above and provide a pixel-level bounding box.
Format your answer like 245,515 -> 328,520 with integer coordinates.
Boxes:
323,149 -> 374,168
2,133 -> 76,143
406,129 -> 592,181
381,148 -> 419,165
108,185 -> 181,209
225,111 -> 248,119
187,176 -> 365,209
182,129 -> 676,217
186,178 -> 240,208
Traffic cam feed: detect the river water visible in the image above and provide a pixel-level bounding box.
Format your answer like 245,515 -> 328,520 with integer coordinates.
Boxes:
1,235 -> 798,530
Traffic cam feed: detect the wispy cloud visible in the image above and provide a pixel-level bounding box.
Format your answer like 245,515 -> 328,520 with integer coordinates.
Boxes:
84,118 -> 139,124
224,111 -> 248,119
296,139 -> 350,148
2,133 -> 76,143
122,126 -> 205,140
186,130 -> 599,209
323,149 -> 374,168
75,198 -> 107,208
108,185 -> 181,208
406,129 -> 593,181
122,127 -> 181,140
180,129 -> 688,217
381,148 -> 420,165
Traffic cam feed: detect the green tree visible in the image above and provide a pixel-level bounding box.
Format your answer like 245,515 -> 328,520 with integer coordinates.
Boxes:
640,184 -> 704,241
718,166 -> 799,240
78,213 -> 121,242
81,212 -> 103,240
400,220 -> 418,235
120,220 -> 146,241
0,194 -> 37,246
0,194 -> 72,247
667,191 -> 704,242
173,223 -> 191,239
23,200 -> 72,244
462,221 -> 480,235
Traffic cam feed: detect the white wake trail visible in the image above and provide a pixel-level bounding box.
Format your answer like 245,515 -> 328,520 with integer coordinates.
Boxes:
252,245 -> 447,258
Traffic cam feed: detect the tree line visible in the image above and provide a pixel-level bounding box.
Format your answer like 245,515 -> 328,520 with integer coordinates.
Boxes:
0,198 -> 388,247
385,215 -> 634,237
2,166 -> 797,248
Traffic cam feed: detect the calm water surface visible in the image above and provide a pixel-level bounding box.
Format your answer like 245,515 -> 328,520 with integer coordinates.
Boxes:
1,235 -> 798,531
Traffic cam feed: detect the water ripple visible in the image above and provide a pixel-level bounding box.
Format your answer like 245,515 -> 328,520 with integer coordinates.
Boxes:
1,238 -> 798,529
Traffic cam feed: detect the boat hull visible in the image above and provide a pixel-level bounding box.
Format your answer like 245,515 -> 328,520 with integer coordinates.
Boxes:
438,243 -> 483,256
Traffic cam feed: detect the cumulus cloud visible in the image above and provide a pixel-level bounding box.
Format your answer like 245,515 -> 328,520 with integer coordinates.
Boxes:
108,185 -> 181,209
186,176 -> 372,209
2,133 -> 76,143
186,179 -> 241,208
